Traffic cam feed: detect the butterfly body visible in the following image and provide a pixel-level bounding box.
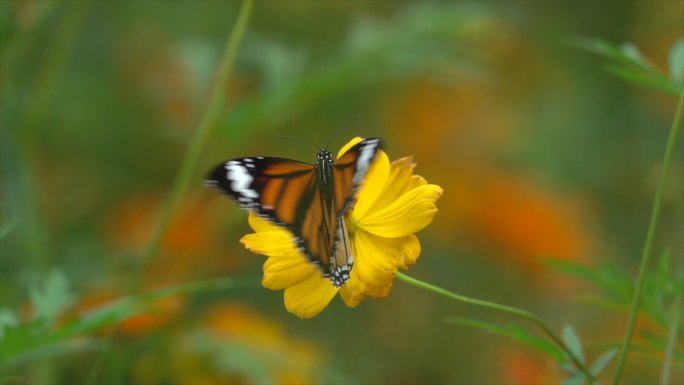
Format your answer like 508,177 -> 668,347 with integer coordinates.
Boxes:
206,138 -> 381,287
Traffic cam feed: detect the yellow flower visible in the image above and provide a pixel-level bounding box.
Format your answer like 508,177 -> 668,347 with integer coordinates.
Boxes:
240,138 -> 443,318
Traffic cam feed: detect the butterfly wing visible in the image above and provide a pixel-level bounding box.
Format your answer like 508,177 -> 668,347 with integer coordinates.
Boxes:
333,138 -> 381,215
205,157 -> 316,228
206,156 -> 333,273
205,137 -> 381,288
295,176 -> 335,271
327,138 -> 382,285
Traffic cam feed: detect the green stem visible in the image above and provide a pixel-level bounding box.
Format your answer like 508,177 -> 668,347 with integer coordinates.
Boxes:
611,91 -> 684,385
660,298 -> 682,385
130,0 -> 253,291
13,1 -> 91,267
85,2 -> 253,384
396,272 -> 595,383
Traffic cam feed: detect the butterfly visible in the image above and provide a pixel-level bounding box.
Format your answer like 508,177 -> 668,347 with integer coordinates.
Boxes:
205,138 -> 381,287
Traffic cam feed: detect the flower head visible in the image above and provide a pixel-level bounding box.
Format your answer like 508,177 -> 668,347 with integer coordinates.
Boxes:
241,138 -> 443,318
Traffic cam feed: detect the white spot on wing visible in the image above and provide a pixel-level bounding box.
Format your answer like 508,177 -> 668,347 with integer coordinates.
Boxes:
352,139 -> 379,186
225,161 -> 259,199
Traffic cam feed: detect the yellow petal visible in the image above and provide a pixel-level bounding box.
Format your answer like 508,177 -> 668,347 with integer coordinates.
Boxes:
240,230 -> 297,258
360,184 -> 443,238
339,281 -> 365,307
262,255 -> 319,290
340,280 -> 393,307
364,283 -> 392,299
284,272 -> 339,319
397,234 -> 421,269
351,230 -> 400,286
247,211 -> 282,233
242,212 -> 317,289
350,150 -> 390,220
367,156 -> 417,213
336,137 -> 364,159
411,174 -> 427,189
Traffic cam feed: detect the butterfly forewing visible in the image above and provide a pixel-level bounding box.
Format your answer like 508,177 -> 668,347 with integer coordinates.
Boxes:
333,138 -> 381,214
206,138 -> 381,287
206,157 -> 316,227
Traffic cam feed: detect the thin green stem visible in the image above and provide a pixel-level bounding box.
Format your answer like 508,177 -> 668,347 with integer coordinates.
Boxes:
611,91 -> 684,385
85,2 -> 253,384
130,0 -> 253,292
13,1 -> 91,267
395,272 -> 595,383
660,298 -> 682,385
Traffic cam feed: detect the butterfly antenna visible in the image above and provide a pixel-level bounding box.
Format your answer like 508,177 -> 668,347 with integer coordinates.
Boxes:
325,115 -> 361,150
278,136 -> 322,151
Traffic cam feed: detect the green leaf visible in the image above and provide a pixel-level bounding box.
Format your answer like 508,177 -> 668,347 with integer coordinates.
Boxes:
560,362 -> 578,374
619,42 -> 646,66
1,338 -> 103,370
567,36 -> 651,72
562,325 -> 585,364
0,309 -> 19,340
444,317 -> 565,363
562,374 -> 585,385
0,216 -> 19,239
657,249 -> 671,274
569,36 -> 684,95
543,259 -> 601,284
0,321 -> 51,369
543,260 -> 632,301
567,36 -> 621,58
669,38 -> 684,84
0,276 -> 252,369
590,348 -> 618,376
29,270 -> 75,322
603,63 -> 682,95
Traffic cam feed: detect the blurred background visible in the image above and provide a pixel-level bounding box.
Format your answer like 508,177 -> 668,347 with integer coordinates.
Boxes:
1,1 -> 682,384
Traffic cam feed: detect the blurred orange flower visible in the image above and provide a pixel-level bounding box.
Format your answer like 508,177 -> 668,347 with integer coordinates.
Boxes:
499,348 -> 561,385
134,303 -> 325,385
457,170 -> 591,267
105,192 -> 242,286
63,290 -> 185,336
382,79 -> 594,274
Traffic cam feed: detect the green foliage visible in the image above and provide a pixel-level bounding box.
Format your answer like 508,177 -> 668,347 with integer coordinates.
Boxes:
444,316 -> 565,363
670,38 -> 684,84
569,36 -> 684,95
545,254 -> 684,373
546,254 -> 684,331
562,325 -> 586,365
1,1 -> 682,383
0,310 -> 19,342
559,326 -> 617,385
444,317 -> 618,384
0,272 -> 250,372
591,349 -> 618,377
223,2 -> 486,140
28,270 -> 75,323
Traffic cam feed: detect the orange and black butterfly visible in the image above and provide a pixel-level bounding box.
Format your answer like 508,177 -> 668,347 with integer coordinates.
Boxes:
205,138 -> 381,287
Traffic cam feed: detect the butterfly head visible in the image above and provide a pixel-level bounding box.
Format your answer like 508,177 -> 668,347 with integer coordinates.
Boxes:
315,149 -> 335,183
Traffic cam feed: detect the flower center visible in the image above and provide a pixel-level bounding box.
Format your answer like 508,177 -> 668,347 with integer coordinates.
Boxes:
346,213 -> 361,235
